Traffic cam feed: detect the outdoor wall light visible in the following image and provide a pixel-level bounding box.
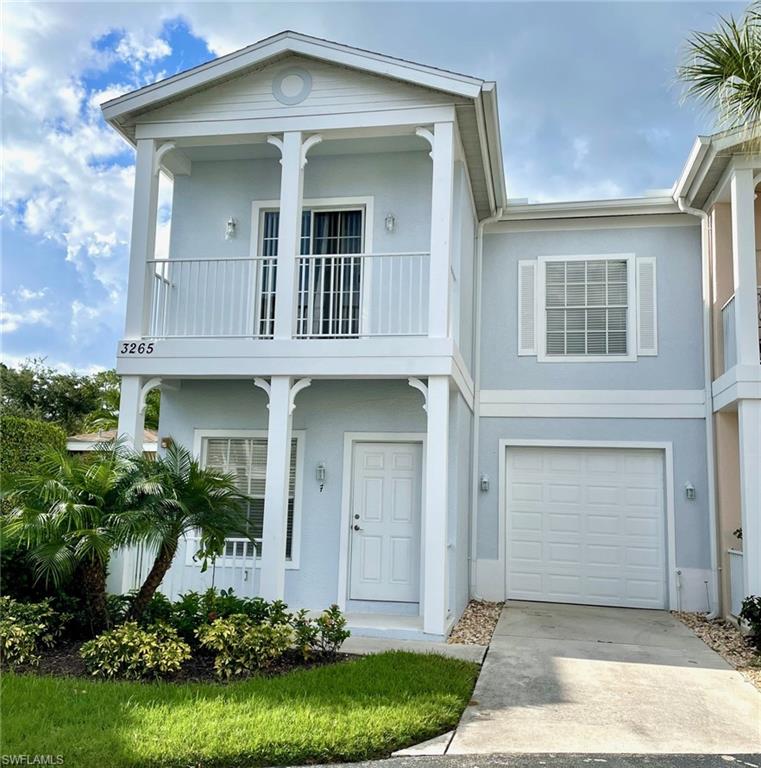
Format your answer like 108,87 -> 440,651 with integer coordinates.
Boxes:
316,462 -> 326,492
384,213 -> 396,233
480,473 -> 490,492
684,482 -> 696,501
224,217 -> 237,240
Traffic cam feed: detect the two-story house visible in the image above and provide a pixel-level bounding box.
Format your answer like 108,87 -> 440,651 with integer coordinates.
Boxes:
102,31 -> 759,639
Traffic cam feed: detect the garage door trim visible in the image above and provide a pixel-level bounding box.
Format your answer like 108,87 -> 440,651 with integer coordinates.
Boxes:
498,439 -> 677,610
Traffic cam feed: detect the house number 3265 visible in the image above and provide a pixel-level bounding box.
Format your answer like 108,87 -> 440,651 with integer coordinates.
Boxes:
120,342 -> 154,354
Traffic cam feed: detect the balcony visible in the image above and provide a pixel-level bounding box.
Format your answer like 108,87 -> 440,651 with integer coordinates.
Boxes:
721,286 -> 761,371
146,252 -> 430,340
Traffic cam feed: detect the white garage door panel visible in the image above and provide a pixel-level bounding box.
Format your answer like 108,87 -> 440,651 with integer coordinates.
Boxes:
507,446 -> 666,609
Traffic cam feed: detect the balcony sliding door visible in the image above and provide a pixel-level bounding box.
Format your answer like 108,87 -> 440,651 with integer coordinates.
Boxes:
259,208 -> 365,338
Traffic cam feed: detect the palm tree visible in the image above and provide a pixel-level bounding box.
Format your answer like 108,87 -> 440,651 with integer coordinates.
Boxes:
679,2 -> 761,129
127,443 -> 252,621
2,444 -> 147,633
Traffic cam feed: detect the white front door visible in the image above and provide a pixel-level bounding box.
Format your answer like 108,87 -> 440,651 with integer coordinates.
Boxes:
506,446 -> 667,609
349,442 -> 422,602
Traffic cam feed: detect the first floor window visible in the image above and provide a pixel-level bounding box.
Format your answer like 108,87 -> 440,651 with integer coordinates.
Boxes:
202,436 -> 298,559
545,258 -> 629,356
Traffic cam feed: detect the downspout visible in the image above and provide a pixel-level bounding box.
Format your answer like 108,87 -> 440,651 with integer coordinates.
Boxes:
677,196 -> 721,618
469,206 -> 504,595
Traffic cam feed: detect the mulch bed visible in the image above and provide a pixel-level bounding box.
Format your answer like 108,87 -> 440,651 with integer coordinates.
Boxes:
447,600 -> 504,646
10,643 -> 351,684
674,611 -> 761,691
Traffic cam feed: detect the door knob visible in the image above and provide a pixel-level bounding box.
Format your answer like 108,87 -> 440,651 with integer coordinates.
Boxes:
353,524 -> 362,531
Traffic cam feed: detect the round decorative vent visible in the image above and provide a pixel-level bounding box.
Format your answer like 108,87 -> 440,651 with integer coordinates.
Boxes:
272,67 -> 312,106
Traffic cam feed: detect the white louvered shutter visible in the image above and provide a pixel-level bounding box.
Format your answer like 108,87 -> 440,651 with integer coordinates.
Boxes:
518,260 -> 537,355
636,257 -> 658,356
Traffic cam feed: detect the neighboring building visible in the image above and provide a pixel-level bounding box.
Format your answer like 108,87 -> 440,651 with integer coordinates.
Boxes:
101,31 -> 759,638
67,428 -> 158,457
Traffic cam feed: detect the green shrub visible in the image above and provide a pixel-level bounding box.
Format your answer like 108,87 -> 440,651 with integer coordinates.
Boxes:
169,589 -> 289,643
740,595 -> 761,648
106,591 -> 174,628
80,622 -> 191,680
197,614 -> 293,678
0,596 -> 68,667
292,605 -> 350,660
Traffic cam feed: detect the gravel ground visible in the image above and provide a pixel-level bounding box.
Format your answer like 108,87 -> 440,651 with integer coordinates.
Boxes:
448,600 -> 504,646
674,611 -> 761,690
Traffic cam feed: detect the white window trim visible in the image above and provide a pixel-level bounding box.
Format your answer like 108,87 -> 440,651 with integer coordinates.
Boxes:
191,428 -> 305,570
536,253 -> 637,363
250,196 -> 375,259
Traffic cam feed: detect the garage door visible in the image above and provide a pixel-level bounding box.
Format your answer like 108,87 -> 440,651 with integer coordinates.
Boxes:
506,446 -> 667,609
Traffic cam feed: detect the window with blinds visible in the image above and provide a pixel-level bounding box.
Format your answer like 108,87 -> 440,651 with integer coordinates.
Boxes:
202,436 -> 298,559
545,259 -> 629,356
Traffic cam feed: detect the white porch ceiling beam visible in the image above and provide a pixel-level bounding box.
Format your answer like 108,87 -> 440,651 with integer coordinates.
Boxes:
133,105 -> 458,141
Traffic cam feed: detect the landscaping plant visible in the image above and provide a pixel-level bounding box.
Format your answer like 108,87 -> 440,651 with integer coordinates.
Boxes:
126,444 -> 252,622
2,444 -> 147,634
0,596 -> 69,667
739,595 -> 761,648
197,614 -> 293,678
80,622 -> 191,680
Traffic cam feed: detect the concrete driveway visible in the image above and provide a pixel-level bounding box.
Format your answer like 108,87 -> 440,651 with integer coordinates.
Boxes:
449,601 -> 761,754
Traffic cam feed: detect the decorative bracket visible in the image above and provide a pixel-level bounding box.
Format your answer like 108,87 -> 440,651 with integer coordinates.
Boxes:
408,377 -> 428,412
139,377 -> 163,414
253,377 -> 271,409
300,134 -> 322,168
289,378 -> 312,414
154,142 -> 176,176
415,127 -> 434,159
266,135 -> 284,166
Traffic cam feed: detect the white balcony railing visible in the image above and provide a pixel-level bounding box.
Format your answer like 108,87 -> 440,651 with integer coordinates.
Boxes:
721,286 -> 761,372
728,548 -> 744,618
295,252 -> 429,338
146,252 -> 429,339
722,295 -> 737,372
148,256 -> 276,339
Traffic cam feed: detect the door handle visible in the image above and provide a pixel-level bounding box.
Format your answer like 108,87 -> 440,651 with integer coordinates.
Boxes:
353,524 -> 362,531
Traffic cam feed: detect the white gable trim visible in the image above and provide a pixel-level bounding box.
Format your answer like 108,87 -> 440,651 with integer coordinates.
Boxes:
102,31 -> 484,122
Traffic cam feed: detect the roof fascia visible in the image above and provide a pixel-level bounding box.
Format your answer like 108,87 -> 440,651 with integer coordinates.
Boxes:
499,196 -> 682,221
481,83 -> 507,212
102,32 -> 483,123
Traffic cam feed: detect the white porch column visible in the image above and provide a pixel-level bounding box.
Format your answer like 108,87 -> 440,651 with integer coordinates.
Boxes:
738,400 -> 761,597
423,375 -> 450,635
117,375 -> 145,452
124,139 -> 159,339
259,375 -> 294,600
270,132 -> 304,340
427,122 -> 455,338
729,168 -> 759,367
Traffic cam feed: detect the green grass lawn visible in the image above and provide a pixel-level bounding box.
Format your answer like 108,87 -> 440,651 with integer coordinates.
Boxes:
1,651 -> 478,767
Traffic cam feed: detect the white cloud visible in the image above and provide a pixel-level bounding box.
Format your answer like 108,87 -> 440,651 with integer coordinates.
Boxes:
15,286 -> 49,301
0,295 -> 52,334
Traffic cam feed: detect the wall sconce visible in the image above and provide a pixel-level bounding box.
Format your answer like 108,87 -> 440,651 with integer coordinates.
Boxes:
160,436 -> 174,450
384,213 -> 396,233
684,482 -> 696,501
316,462 -> 326,492
224,217 -> 237,240
480,473 -> 490,492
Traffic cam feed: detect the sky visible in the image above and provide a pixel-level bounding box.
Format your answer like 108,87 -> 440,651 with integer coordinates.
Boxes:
0,0 -> 746,373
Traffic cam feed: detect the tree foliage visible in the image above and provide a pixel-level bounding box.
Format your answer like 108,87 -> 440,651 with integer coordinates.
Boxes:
679,2 -> 761,129
0,359 -> 159,435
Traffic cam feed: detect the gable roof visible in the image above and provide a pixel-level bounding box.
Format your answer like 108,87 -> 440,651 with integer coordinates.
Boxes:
673,122 -> 761,209
101,30 -> 506,215
102,30 -> 487,122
